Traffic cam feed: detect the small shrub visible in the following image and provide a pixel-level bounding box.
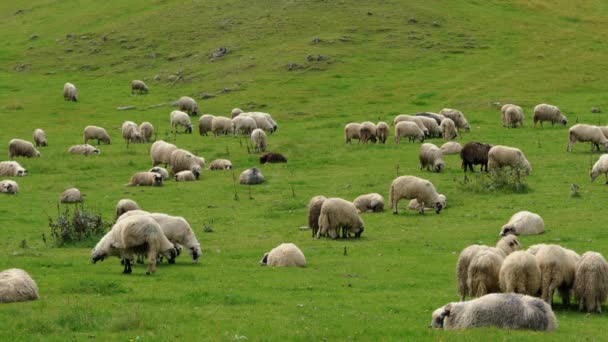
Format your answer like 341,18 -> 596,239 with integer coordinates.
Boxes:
203,220 -> 214,233
570,183 -> 580,197
48,204 -> 111,246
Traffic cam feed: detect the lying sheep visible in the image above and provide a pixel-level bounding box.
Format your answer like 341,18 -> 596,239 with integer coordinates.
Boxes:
198,114 -> 215,136
33,129 -> 47,147
0,268 -> 39,303
460,141 -> 492,172
416,112 -> 445,125
8,139 -> 40,158
359,121 -> 377,144
127,172 -> 163,187
241,112 -> 276,133
407,194 -> 446,212
63,82 -> 78,102
535,244 -> 576,305
574,251 -> 608,313
149,167 -> 170,180
121,121 -> 143,145
394,115 -> 429,136
389,175 -> 443,214
533,104 -> 567,128
139,122 -> 154,142
251,128 -> 267,153
419,143 -> 444,173
231,108 -> 243,118
0,180 -> 19,194
83,126 -> 111,145
394,121 -> 425,144
499,251 -> 541,296
260,243 -> 306,267
501,104 -> 524,128
307,195 -> 327,238
177,96 -> 199,116
590,154 -> 608,183
170,110 -> 193,134
417,116 -> 442,138
440,141 -> 462,155
68,144 -> 100,156
208,159 -> 232,170
131,80 -> 149,94
150,140 -> 177,167
567,124 -> 608,152
344,123 -> 361,143
431,293 -> 557,331
353,193 -> 384,213
232,115 -> 257,136
467,250 -> 504,298
500,211 -> 545,236
239,167 -> 264,185
211,116 -> 233,136
376,122 -> 389,144
439,108 -> 470,132
175,170 -> 199,181
115,199 -> 140,219
488,145 -> 531,175
317,197 -> 364,239
0,161 -> 27,176
60,188 -> 83,203
260,152 -> 287,164
440,118 -> 458,140
170,149 -> 202,175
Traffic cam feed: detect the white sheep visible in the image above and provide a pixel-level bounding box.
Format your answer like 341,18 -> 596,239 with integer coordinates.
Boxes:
353,193 -> 384,213
260,243 -> 306,267
407,194 -> 446,212
419,143 -> 444,173
487,145 -> 531,175
394,121 -> 425,144
0,180 -> 19,194
33,129 -> 47,147
121,121 -> 143,145
535,244 -> 577,305
345,123 -> 362,143
590,154 -> 608,183
139,122 -> 154,142
439,108 -> 470,132
63,82 -> 78,102
467,250 -> 504,297
417,116 -> 442,138
308,195 -> 327,238
376,122 -> 389,144
573,251 -> 608,313
60,188 -> 83,203
440,118 -> 458,140
239,167 -> 264,185
393,114 -> 429,136
177,96 -> 199,116
0,268 -> 39,303
175,170 -> 199,181
131,80 -> 149,94
533,104 -> 567,128
170,149 -> 202,175
501,104 -> 524,128
317,197 -> 365,239
150,140 -> 177,167
170,110 -> 193,134
8,139 -> 40,158
251,128 -> 267,152
389,175 -> 443,214
499,251 -> 541,296
499,211 -> 544,236
0,161 -> 27,176
149,166 -> 170,180
83,126 -> 111,145
232,115 -> 257,136
127,172 -> 163,187
148,213 -> 202,263
439,141 -> 462,155
208,159 -> 233,170
115,199 -> 140,219
359,121 -> 377,144
231,108 -> 243,118
68,144 -> 100,156
211,116 -> 233,136
198,114 -> 215,136
567,124 -> 608,152
241,112 -> 276,133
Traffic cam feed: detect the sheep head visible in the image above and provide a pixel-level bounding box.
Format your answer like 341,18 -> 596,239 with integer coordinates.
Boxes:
190,246 -> 202,263
499,225 -> 516,237
17,169 -> 26,176
185,124 -> 193,134
153,174 -> 163,186
91,249 -> 106,264
430,304 -> 451,329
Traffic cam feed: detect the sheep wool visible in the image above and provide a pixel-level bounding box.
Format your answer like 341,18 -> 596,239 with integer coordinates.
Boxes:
353,193 -> 385,213
590,154 -> 608,183
33,129 -> 47,147
0,180 -> 19,194
467,250 -> 505,297
198,114 -> 215,136
407,194 -> 446,212
440,141 -> 462,155
175,170 -> 199,182
121,121 -> 143,144
376,122 -> 390,144
260,243 -> 306,267
127,172 -> 163,187
499,251 -> 541,296
533,104 -> 567,128
68,144 -> 100,156
573,251 -> 608,313
344,123 -> 362,144
0,161 -> 27,177
131,80 -> 149,94
239,167 -> 264,185
170,149 -> 202,175
60,188 -> 83,203
419,143 -> 444,173
150,140 -> 177,167
460,141 -> 492,172
417,116 -> 442,138
535,244 -> 575,305
170,110 -> 193,134
231,108 -> 243,118
307,195 -> 327,238
394,121 -> 425,144
232,115 -> 257,136
567,124 -> 608,152
0,268 -> 39,303
439,108 -> 470,132
251,128 -> 267,153
139,122 -> 154,142
63,82 -> 78,102
317,197 -> 364,239
501,104 -> 524,128
211,116 -> 233,136
148,213 -> 202,263
500,211 -> 544,236
359,121 -> 377,144
439,118 -> 458,141
177,96 -> 199,116
487,145 -> 531,175
83,126 -> 111,145
208,159 -> 233,170
389,175 -> 443,214
149,167 -> 170,180
8,139 -> 40,158
115,199 -> 140,219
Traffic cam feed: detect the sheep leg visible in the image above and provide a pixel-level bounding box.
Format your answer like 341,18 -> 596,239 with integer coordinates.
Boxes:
146,248 -> 157,275
136,254 -> 144,264
122,258 -> 132,274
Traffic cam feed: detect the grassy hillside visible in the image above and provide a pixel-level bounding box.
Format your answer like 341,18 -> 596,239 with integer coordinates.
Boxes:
1,0 -> 608,340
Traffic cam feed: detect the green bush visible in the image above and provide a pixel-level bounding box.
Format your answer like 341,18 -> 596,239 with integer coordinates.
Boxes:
48,204 -> 111,247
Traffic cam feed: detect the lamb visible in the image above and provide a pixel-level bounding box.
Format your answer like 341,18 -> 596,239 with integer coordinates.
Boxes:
440,141 -> 462,155
501,104 -> 524,128
533,104 -> 567,128
127,172 -> 163,187
499,211 -> 545,236
241,112 -> 276,133
150,140 -> 177,167
91,214 -> 177,274
0,180 -> 19,194
121,121 -> 143,145
8,139 -> 40,158
487,145 -> 531,175
317,197 -> 365,239
573,251 -> 608,313
394,115 -> 429,136
431,293 -> 557,331
590,154 -> 608,183
416,112 -> 445,125
407,194 -> 446,212
115,199 -> 140,219
440,118 -> 458,140
232,115 -> 257,136
344,123 -> 362,143
170,149 -> 203,175
131,80 -> 149,94
60,188 -> 83,203
68,144 -> 100,156
394,121 -> 425,144
208,159 -> 233,170
260,243 -> 306,267
419,143 -> 444,173
417,116 -> 442,138
63,82 -> 78,102
467,250 -> 505,297
198,114 -> 215,136
307,195 -> 327,238
239,167 -> 264,185
83,126 -> 111,145
175,170 -> 199,181
439,108 -> 470,132
389,175 -> 443,214
353,193 -> 384,213
375,122 -> 389,144
359,121 -> 377,144
499,251 -> 541,296
148,166 -> 170,180
535,244 -> 577,305
139,122 -> 154,142
460,141 -> 492,172
231,108 -> 243,118
170,110 -> 193,134
251,128 -> 267,152
0,161 -> 27,176
33,129 -> 47,147
0,268 -> 39,303
177,96 -> 199,116
260,152 -> 287,164
211,116 -> 233,136
567,124 -> 608,152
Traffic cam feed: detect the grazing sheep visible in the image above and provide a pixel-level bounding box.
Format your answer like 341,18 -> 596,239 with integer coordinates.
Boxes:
533,104 -> 567,128
260,243 -> 306,267
239,167 -> 264,185
251,128 -> 267,153
177,96 -> 199,116
440,118 -> 458,140
419,143 -> 444,173
150,140 -> 177,167
394,115 -> 429,136
389,175 -> 443,214
567,124 -> 608,152
501,104 -> 524,128
535,244 -> 576,305
115,199 -> 140,219
63,82 -> 78,102
131,80 -> 149,94
60,188 -> 83,203
359,121 -> 377,144
0,268 -> 39,303
500,211 -> 545,236
353,193 -> 384,213
573,252 -> 608,313
260,152 -> 287,164
121,121 -> 143,145
407,194 -> 446,212
344,123 -> 361,143
439,108 -> 470,132
417,116 -> 442,138
499,251 -> 541,296
208,159 -> 233,170
127,172 -> 163,187
0,180 -> 19,194
8,139 -> 40,158
308,195 -> 327,238
170,110 -> 193,134
460,141 -> 492,172
232,115 -> 257,136
33,129 -> 47,147
467,250 -> 505,297
83,126 -> 111,145
376,122 -> 389,144
139,122 -> 154,142
231,108 -> 243,118
394,121 -> 425,144
440,141 -> 462,155
590,154 -> 608,183
241,112 -> 276,133
148,166 -> 170,180
68,144 -> 100,156
175,170 -> 199,181
488,145 -> 531,175
431,293 -> 557,331
170,149 -> 202,175
0,161 -> 27,177
317,198 -> 364,239
416,112 -> 446,125
198,114 -> 215,136
211,116 -> 233,136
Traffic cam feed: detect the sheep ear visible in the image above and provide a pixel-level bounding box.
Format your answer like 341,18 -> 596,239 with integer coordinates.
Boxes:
442,304 -> 452,317
513,239 -> 520,246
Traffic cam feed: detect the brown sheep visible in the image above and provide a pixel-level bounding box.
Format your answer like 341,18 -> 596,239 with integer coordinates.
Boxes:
259,152 -> 287,164
460,141 -> 492,173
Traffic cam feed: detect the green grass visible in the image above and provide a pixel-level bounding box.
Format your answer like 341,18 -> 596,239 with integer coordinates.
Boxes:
1,0 -> 608,340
